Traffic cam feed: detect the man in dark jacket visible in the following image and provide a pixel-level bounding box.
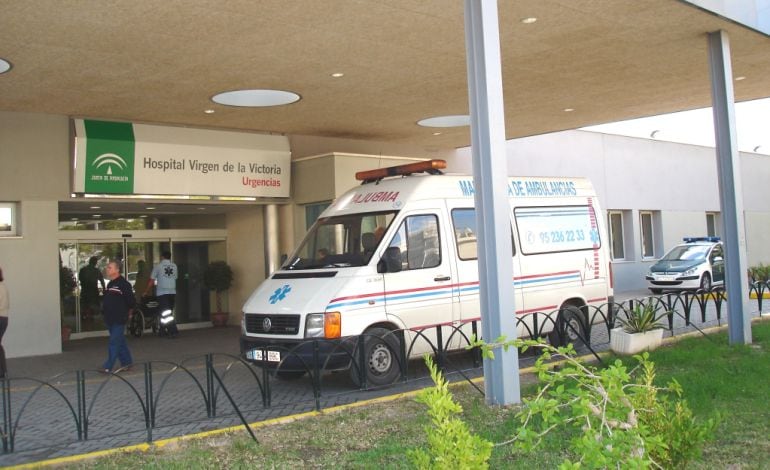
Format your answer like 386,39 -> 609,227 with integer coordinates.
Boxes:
101,261 -> 134,373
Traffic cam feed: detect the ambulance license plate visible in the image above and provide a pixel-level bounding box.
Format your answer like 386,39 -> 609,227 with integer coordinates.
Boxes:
246,349 -> 281,362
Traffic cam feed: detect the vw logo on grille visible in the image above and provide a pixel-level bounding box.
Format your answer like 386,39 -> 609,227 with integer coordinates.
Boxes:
262,317 -> 272,332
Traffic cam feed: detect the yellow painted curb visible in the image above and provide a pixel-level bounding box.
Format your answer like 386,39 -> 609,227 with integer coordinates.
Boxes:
749,292 -> 770,299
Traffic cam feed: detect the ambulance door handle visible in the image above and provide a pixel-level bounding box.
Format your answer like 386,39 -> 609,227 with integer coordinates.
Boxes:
434,275 -> 451,282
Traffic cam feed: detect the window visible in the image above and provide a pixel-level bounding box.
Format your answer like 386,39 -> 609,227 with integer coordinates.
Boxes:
706,212 -> 719,238
0,202 -> 18,237
284,210 -> 396,269
640,211 -> 655,259
451,208 -> 516,260
514,206 -> 599,255
608,211 -> 625,260
387,214 -> 440,270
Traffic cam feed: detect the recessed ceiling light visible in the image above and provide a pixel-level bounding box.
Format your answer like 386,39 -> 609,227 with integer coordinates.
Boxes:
204,109 -> 215,114
146,206 -> 156,210
417,115 -> 470,128
140,215 -> 148,218
331,72 -> 345,78
0,58 -> 11,74
211,89 -> 301,107
197,207 -> 206,210
70,217 -> 78,221
432,132 -> 442,136
563,108 -> 575,112
735,76 -> 746,81
92,214 -> 101,218
90,206 -> 101,209
521,17 -> 537,24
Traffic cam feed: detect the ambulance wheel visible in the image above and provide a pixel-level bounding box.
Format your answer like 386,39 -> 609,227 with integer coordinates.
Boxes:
649,288 -> 663,295
350,327 -> 401,387
549,305 -> 587,348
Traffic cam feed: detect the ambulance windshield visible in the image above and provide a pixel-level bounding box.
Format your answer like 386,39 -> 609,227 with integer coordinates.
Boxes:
283,211 -> 397,270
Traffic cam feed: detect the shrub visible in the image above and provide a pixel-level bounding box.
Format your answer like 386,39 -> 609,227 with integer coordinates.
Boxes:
408,356 -> 492,469
468,337 -> 717,469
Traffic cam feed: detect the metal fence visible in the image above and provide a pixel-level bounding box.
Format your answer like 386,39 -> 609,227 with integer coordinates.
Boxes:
2,284 -> 768,458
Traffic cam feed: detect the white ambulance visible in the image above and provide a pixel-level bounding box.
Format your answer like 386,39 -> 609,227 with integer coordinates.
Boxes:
240,160 -> 614,385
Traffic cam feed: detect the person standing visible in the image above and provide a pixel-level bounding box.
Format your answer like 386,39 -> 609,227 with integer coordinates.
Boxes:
0,266 -> 9,378
78,256 -> 105,320
101,261 -> 134,373
146,251 -> 179,337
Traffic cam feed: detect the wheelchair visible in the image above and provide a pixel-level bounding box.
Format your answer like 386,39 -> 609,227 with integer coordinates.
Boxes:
128,295 -> 161,338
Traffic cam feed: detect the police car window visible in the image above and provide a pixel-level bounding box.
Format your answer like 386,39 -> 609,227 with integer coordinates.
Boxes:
451,208 -> 515,260
388,214 -> 440,270
663,245 -> 709,261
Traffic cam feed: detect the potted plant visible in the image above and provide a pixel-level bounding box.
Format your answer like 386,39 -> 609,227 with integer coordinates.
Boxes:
610,303 -> 666,355
203,261 -> 234,327
59,265 -> 77,342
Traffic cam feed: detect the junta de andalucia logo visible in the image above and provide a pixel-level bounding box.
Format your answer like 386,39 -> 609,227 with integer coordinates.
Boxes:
83,120 -> 135,194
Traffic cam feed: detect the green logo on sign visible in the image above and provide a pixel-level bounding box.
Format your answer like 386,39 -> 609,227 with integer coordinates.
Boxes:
83,120 -> 135,194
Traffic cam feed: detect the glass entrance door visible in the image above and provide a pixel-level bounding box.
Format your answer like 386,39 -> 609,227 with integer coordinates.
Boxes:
172,241 -> 213,323
59,235 -> 225,335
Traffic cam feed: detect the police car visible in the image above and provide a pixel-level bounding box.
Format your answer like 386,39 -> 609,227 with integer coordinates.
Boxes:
646,237 -> 725,294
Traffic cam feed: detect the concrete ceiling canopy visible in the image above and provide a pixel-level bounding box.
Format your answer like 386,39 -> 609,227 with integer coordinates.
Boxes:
0,0 -> 768,151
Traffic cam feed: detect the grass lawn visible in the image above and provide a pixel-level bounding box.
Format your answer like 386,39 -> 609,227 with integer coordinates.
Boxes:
64,319 -> 770,469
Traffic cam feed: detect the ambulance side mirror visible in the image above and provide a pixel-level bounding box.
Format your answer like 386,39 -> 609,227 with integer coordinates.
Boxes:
378,247 -> 402,273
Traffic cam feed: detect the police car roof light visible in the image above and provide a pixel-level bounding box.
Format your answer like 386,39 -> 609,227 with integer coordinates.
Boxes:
683,236 -> 720,243
355,159 -> 446,183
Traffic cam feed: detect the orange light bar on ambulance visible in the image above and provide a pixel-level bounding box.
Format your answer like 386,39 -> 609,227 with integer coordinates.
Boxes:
355,159 -> 447,182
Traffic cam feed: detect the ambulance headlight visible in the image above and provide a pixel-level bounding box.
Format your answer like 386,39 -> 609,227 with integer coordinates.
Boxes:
682,266 -> 698,276
241,314 -> 246,334
305,312 -> 342,339
305,314 -> 325,338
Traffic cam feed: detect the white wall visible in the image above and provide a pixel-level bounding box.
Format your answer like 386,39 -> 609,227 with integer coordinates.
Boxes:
448,130 -> 770,292
0,112 -> 71,357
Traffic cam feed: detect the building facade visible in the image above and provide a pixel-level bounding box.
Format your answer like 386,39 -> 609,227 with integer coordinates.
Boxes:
1,112 -> 768,359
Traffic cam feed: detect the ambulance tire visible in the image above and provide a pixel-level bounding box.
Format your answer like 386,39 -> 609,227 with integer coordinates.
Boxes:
350,327 -> 401,387
548,305 -> 587,348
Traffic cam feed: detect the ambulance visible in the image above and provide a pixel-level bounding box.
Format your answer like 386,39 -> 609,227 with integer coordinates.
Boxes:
240,160 -> 614,385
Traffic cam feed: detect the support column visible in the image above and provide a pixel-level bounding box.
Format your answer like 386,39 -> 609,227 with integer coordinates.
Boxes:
464,0 -> 520,405
264,204 -> 280,277
707,30 -> 751,344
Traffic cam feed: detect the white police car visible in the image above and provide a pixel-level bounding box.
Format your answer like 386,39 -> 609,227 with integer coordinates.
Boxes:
646,237 -> 725,294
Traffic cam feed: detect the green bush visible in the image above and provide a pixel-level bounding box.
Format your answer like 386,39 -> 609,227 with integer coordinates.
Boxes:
749,263 -> 770,282
408,356 -> 493,469
467,337 -> 717,469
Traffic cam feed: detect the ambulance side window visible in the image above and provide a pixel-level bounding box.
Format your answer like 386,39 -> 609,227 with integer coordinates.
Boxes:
451,208 -> 515,260
387,215 -> 441,270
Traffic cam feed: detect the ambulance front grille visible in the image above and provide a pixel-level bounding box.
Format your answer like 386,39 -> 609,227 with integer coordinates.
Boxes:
245,314 -> 301,335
